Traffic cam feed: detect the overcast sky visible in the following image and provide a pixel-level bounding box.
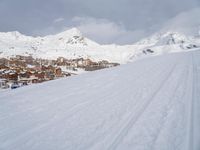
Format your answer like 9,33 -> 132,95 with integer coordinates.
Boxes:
0,0 -> 200,44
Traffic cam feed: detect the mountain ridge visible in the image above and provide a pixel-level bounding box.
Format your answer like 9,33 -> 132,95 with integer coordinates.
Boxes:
0,8 -> 200,63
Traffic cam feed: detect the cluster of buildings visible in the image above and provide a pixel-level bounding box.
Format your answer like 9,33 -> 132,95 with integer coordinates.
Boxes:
0,63 -> 67,89
0,55 -> 119,89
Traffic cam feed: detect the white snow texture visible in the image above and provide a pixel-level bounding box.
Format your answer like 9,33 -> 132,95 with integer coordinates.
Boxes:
0,49 -> 200,150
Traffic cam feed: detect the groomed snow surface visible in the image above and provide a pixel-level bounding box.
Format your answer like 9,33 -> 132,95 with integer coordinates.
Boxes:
0,50 -> 200,150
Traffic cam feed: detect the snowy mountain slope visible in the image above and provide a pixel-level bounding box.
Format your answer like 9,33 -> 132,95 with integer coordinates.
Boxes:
1,8 -> 200,63
1,27 -> 199,64
0,49 -> 200,150
129,8 -> 200,58
131,32 -> 200,58
0,28 -> 137,63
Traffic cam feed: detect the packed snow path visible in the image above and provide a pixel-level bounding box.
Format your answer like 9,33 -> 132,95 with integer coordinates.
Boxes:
0,50 -> 200,150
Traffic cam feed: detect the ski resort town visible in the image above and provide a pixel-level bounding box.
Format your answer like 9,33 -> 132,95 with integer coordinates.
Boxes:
0,55 -> 119,89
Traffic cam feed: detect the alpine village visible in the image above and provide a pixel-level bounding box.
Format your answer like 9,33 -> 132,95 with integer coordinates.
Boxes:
0,55 -> 119,89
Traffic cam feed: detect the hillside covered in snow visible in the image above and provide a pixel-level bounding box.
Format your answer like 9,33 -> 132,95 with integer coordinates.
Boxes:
0,28 -> 137,64
0,49 -> 200,150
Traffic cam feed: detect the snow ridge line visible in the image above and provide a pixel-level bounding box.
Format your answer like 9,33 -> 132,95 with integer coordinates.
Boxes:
190,53 -> 195,150
85,59 -> 177,149
151,60 -> 190,150
193,51 -> 200,150
185,53 -> 195,150
187,52 -> 199,150
107,61 -> 179,150
1,66 -> 160,146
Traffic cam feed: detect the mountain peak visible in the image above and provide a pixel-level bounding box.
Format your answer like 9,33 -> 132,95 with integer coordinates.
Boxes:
55,28 -> 82,38
67,27 -> 81,34
0,30 -> 31,40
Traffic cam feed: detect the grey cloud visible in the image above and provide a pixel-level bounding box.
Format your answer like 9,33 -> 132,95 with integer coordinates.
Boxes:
71,17 -> 147,44
0,0 -> 199,44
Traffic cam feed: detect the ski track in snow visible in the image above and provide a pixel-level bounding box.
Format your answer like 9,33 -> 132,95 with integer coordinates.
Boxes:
0,50 -> 200,150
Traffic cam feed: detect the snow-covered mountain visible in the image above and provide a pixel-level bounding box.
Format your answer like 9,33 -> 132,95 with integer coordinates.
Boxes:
130,8 -> 200,59
1,29 -> 198,64
0,9 -> 200,63
0,28 -> 139,63
133,32 -> 200,56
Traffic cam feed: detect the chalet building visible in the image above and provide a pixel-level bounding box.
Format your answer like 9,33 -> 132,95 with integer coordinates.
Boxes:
77,58 -> 84,67
19,71 -> 32,78
46,65 -> 55,71
76,58 -> 95,68
44,71 -> 55,80
83,59 -> 93,66
11,55 -> 34,65
58,57 -> 65,63
100,62 -> 119,68
43,60 -> 56,66
0,58 -> 9,66
0,79 -> 9,89
34,72 -> 45,81
0,64 -> 9,70
24,56 -> 34,64
106,63 -> 119,68
7,72 -> 18,81
10,67 -> 23,74
0,69 -> 5,78
65,59 -> 74,66
16,55 -> 25,60
65,65 -> 74,71
56,57 -> 67,66
41,65 -> 48,71
99,60 -> 109,65
19,76 -> 39,84
85,65 -> 105,71
9,59 -> 26,67
70,61 -> 78,67
32,66 -> 42,72
54,68 -> 63,77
